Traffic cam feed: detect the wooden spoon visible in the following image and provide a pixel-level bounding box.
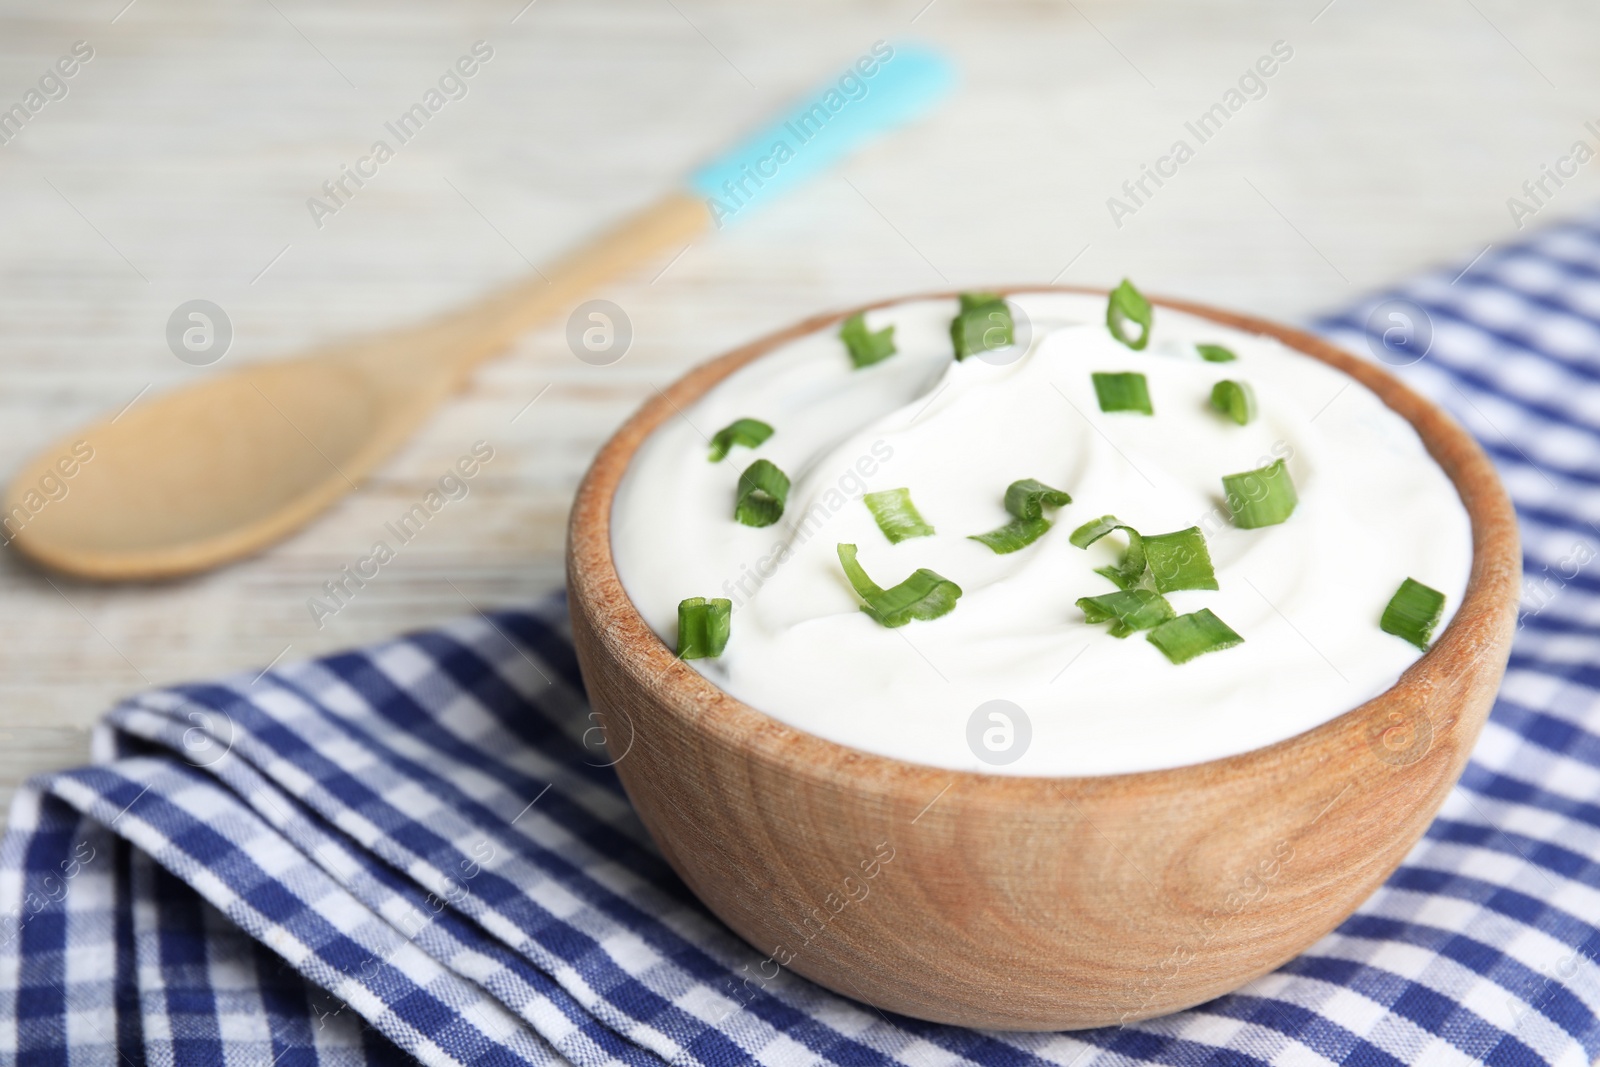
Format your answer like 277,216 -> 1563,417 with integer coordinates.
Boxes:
0,43 -> 953,581
1,195 -> 707,580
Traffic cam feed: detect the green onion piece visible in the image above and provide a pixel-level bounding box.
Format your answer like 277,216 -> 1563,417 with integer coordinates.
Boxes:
1147,608 -> 1243,664
839,312 -> 897,369
1068,515 -> 1125,549
1092,371 -> 1153,415
950,292 -> 1014,361
734,459 -> 790,527
861,570 -> 963,628
676,597 -> 731,659
1380,577 -> 1446,651
836,541 -> 883,600
707,417 -> 774,462
1197,343 -> 1237,363
969,517 -> 1051,554
1209,380 -> 1256,426
1222,458 -> 1298,529
1106,279 -> 1153,350
969,478 -> 1073,554
1069,514 -> 1147,590
1142,526 -> 1219,592
1077,589 -> 1175,638
836,543 -> 962,628
864,487 -> 935,544
1003,478 -> 1072,520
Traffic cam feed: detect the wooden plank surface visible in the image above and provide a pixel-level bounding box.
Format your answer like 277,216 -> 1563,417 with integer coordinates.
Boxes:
0,0 -> 1593,831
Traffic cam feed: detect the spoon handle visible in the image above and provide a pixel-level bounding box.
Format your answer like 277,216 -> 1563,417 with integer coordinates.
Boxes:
349,192 -> 710,384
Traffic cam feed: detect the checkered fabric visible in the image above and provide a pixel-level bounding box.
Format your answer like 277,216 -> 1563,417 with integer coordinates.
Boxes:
6,220 -> 1600,1067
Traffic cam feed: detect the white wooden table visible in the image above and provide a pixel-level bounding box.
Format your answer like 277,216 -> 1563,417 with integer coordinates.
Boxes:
1,0 -> 1593,825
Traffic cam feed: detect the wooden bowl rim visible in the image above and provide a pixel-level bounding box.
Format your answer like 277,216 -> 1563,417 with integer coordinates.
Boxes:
567,286 -> 1520,798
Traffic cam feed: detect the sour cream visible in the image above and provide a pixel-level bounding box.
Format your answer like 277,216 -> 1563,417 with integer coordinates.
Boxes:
610,292 -> 1471,776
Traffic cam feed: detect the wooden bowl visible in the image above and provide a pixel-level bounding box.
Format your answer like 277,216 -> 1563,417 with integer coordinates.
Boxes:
565,288 -> 1520,1030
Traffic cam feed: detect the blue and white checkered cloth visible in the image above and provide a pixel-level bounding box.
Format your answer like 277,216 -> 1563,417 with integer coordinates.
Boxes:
6,218 -> 1600,1067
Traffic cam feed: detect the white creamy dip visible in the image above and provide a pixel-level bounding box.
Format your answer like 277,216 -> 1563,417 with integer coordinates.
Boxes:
610,292 -> 1471,776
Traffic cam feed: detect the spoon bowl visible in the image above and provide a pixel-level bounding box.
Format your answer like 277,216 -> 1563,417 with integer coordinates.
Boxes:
6,356 -> 388,579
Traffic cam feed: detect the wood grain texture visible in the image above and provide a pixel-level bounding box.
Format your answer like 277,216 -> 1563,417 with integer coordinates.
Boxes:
566,289 -> 1521,1030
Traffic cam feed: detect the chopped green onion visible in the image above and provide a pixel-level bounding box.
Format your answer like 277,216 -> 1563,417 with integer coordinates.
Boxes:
864,488 -> 935,544
950,292 -> 1014,361
1380,577 -> 1446,651
837,543 -> 880,600
839,312 -> 897,369
970,517 -> 1052,554
1147,608 -> 1243,664
707,417 -> 774,462
970,478 -> 1073,554
1106,279 -> 1153,350
1142,527 -> 1219,592
676,597 -> 731,659
1070,514 -> 1147,590
1222,458 -> 1298,529
734,459 -> 790,527
1209,380 -> 1256,426
1092,371 -> 1153,415
1077,589 -> 1175,638
836,543 -> 962,628
1071,517 -> 1216,593
1197,343 -> 1237,363
1068,515 -> 1127,549
1004,478 -> 1072,520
